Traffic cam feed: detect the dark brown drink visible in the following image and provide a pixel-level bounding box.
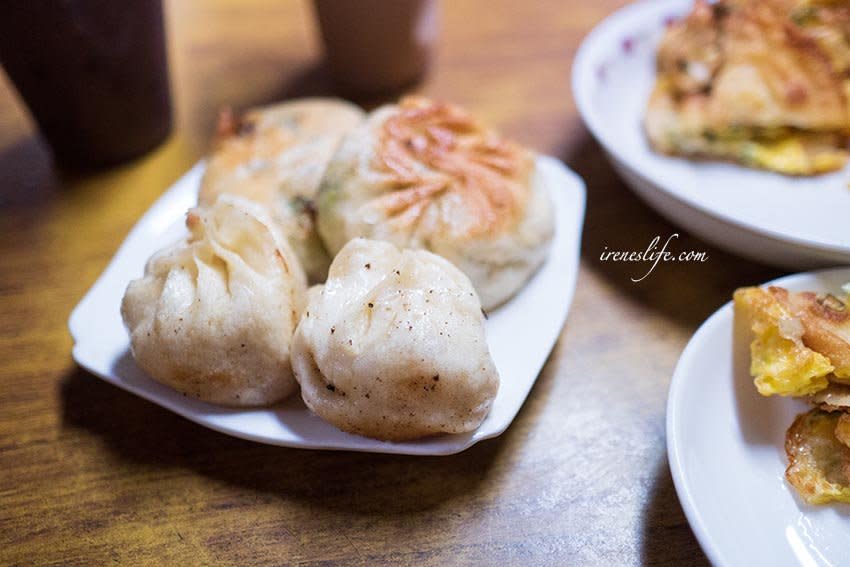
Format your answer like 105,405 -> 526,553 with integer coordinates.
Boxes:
313,0 -> 438,96
0,1 -> 172,168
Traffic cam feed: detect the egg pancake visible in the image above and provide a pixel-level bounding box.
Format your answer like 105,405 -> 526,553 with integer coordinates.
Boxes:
786,409 -> 850,504
733,286 -> 838,396
736,283 -> 850,503
646,0 -> 850,174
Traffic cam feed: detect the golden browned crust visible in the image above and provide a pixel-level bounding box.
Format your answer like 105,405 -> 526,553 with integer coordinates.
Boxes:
646,0 -> 850,174
198,108 -> 302,206
836,412 -> 850,447
811,383 -> 850,410
770,286 -> 850,377
199,121 -> 285,209
655,0 -> 723,95
372,96 -> 535,238
207,101 -> 358,167
786,409 -> 850,503
787,0 -> 850,74
733,286 -> 835,396
728,0 -> 847,130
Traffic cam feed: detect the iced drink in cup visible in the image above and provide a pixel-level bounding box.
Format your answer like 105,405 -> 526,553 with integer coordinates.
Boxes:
313,0 -> 439,96
0,0 -> 172,168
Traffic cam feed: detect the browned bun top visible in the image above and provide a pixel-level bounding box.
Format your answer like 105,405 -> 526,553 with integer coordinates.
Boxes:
200,98 -> 365,206
371,96 -> 535,238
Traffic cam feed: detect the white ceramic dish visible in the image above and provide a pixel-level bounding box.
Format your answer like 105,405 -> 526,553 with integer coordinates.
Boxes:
573,0 -> 850,269
668,267 -> 850,567
68,155 -> 585,456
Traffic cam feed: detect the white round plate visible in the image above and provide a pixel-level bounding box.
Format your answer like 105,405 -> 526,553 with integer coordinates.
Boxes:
573,0 -> 850,269
68,156 -> 585,456
668,268 -> 850,567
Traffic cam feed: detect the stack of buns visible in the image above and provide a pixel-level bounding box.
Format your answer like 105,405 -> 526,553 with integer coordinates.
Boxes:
121,97 -> 554,441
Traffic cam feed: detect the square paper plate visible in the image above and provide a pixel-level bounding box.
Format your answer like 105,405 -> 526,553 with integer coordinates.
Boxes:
69,155 -> 585,455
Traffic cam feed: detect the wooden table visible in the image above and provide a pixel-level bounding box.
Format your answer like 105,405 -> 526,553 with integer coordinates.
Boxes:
0,1 -> 783,564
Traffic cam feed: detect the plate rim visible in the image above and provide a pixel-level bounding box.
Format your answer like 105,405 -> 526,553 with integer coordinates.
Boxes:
68,154 -> 586,456
571,0 -> 850,258
666,266 -> 850,566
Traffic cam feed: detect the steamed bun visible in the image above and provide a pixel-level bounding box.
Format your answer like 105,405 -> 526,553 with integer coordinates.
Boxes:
121,195 -> 307,406
316,96 -> 554,309
199,98 -> 365,282
290,238 -> 500,441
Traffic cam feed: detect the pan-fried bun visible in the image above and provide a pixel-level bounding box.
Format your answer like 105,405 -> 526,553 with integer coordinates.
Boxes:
199,98 -> 365,282
290,238 -> 499,441
121,195 -> 307,406
317,97 -> 553,309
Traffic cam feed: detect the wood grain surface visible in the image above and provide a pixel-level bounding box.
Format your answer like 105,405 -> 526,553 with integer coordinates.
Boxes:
0,1 -> 783,565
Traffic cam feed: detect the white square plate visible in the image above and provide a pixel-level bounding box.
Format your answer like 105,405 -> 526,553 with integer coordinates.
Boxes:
668,268 -> 850,566
69,155 -> 586,455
